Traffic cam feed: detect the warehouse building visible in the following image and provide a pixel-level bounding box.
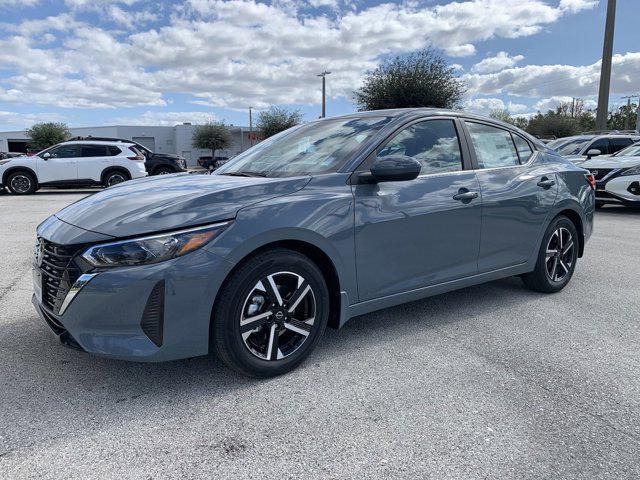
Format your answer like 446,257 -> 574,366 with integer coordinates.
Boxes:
0,123 -> 259,167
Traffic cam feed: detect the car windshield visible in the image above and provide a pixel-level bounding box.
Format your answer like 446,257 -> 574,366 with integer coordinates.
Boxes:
612,142 -> 640,157
217,116 -> 391,177
548,138 -> 592,156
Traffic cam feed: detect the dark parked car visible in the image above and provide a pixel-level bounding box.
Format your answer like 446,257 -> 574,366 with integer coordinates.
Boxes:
33,109 -> 594,377
197,155 -> 230,169
70,137 -> 187,175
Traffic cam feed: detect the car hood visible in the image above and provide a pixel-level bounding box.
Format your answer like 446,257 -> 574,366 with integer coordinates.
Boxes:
580,155 -> 640,169
55,173 -> 310,238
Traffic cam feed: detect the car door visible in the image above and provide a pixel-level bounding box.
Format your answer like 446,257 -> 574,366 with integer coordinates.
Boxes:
462,120 -> 558,272
77,144 -> 113,183
36,144 -> 80,184
584,138 -> 611,156
353,118 -> 482,301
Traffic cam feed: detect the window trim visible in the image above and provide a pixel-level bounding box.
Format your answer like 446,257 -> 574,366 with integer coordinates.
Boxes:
80,144 -> 109,158
510,132 -> 534,164
460,119 -> 537,171
352,116 -> 472,179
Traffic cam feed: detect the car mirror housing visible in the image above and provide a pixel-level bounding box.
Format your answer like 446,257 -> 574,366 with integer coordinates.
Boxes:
42,152 -> 51,160
363,155 -> 421,183
586,149 -> 601,159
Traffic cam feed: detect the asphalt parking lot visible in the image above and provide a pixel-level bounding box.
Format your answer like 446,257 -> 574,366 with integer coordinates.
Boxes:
0,189 -> 639,479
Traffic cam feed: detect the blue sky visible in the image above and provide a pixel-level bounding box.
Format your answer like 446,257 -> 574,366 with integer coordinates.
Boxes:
0,0 -> 638,131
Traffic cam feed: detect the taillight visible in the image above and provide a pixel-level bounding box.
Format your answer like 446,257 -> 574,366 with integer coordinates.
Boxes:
585,173 -> 596,190
127,154 -> 145,161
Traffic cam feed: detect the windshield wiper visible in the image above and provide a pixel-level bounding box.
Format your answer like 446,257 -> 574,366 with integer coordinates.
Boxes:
220,171 -> 268,177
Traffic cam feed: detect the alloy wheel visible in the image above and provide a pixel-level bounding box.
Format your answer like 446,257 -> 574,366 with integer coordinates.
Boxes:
10,174 -> 32,194
107,173 -> 126,186
545,227 -> 575,282
239,271 -> 316,361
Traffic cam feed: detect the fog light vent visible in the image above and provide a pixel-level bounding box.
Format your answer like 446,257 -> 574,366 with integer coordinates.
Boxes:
141,280 -> 165,347
627,181 -> 640,196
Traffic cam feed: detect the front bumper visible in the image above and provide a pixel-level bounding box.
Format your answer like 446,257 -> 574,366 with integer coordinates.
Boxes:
33,247 -> 234,362
594,172 -> 640,206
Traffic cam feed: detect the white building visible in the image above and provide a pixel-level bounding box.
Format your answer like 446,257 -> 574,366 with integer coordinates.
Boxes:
0,123 -> 259,167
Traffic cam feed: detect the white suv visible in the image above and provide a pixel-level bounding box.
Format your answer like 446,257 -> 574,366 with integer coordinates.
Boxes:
0,140 -> 147,195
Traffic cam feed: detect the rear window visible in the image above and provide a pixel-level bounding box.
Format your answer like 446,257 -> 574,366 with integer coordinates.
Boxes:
107,146 -> 122,156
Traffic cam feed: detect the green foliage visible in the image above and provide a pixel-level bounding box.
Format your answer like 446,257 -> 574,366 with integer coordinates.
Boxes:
526,113 -> 582,138
192,122 -> 232,157
257,107 -> 303,138
488,109 -> 529,130
354,48 -> 466,111
25,122 -> 70,150
608,103 -> 638,131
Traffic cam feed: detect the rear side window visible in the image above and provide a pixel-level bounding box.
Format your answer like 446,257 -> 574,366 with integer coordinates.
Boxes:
512,134 -> 533,163
610,137 -> 633,153
107,146 -> 122,156
378,119 -> 463,175
81,145 -> 107,157
465,122 -> 519,168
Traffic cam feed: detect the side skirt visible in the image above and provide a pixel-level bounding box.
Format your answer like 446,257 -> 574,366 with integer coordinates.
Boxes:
339,263 -> 531,328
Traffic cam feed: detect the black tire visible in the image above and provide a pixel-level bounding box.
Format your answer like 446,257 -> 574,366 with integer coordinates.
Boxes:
521,216 -> 579,293
595,201 -> 605,209
154,166 -> 174,176
212,248 -> 329,378
103,170 -> 129,188
6,171 -> 37,195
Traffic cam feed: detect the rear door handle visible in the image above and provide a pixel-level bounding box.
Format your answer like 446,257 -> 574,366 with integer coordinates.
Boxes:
537,177 -> 556,189
453,189 -> 479,201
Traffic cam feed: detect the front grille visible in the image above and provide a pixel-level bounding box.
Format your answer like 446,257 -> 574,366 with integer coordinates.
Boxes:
588,168 -> 614,181
38,239 -> 84,314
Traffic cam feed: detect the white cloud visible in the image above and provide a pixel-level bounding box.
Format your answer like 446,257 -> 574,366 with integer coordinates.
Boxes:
559,0 -> 599,13
464,52 -> 640,99
465,98 -> 528,115
0,111 -> 65,130
0,0 -> 602,110
111,110 -> 218,126
0,0 -> 39,6
471,51 -> 524,74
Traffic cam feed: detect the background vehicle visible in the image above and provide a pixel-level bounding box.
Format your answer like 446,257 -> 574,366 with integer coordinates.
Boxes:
32,109 -> 594,377
197,155 -> 230,170
548,131 -> 640,164
71,136 -> 187,175
0,140 -> 147,194
581,140 -> 640,208
0,152 -> 23,160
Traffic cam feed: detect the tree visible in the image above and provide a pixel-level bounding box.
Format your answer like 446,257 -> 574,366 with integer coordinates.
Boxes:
354,48 -> 466,111
608,102 -> 638,131
192,122 -> 232,160
489,109 -> 529,130
526,112 -> 582,138
257,106 -> 303,138
26,122 -> 70,150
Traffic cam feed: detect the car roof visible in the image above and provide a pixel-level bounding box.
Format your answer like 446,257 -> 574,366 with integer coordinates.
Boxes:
59,140 -> 134,146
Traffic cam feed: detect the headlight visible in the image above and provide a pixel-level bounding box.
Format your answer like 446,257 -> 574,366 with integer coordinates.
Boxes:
81,221 -> 231,267
620,165 -> 640,176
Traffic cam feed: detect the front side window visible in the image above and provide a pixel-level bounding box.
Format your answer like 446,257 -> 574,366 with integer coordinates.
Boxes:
466,122 -> 519,168
378,119 -> 462,175
549,138 -> 591,156
48,145 -> 79,158
218,116 -> 391,177
610,137 -> 633,153
81,145 -> 107,157
587,138 -> 610,155
614,142 -> 640,157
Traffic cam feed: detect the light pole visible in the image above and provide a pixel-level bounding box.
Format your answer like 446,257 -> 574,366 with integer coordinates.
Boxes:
249,107 -> 253,148
595,0 -> 617,131
317,71 -> 331,118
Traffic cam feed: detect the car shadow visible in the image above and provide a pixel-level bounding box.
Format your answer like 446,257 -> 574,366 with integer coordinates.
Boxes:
596,205 -> 640,215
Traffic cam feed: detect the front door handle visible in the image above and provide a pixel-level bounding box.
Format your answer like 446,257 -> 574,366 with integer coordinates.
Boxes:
453,189 -> 479,202
537,177 -> 556,189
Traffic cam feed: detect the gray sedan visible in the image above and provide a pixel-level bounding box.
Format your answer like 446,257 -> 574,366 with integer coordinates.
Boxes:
32,108 -> 595,377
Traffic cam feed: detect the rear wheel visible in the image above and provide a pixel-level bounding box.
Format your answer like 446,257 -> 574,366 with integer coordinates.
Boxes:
154,166 -> 174,175
7,171 -> 37,195
103,170 -> 128,187
212,249 -> 329,378
522,216 -> 579,293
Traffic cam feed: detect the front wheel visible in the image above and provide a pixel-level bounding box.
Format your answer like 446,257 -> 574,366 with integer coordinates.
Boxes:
7,171 -> 37,194
212,249 -> 329,378
521,216 -> 579,293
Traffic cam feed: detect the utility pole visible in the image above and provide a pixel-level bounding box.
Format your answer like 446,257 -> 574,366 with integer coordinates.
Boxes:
595,0 -> 617,131
317,71 -> 331,118
248,107 -> 253,148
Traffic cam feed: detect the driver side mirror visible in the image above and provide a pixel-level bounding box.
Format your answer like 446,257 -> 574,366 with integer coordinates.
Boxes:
359,155 -> 421,183
586,149 -> 601,159
42,152 -> 51,160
